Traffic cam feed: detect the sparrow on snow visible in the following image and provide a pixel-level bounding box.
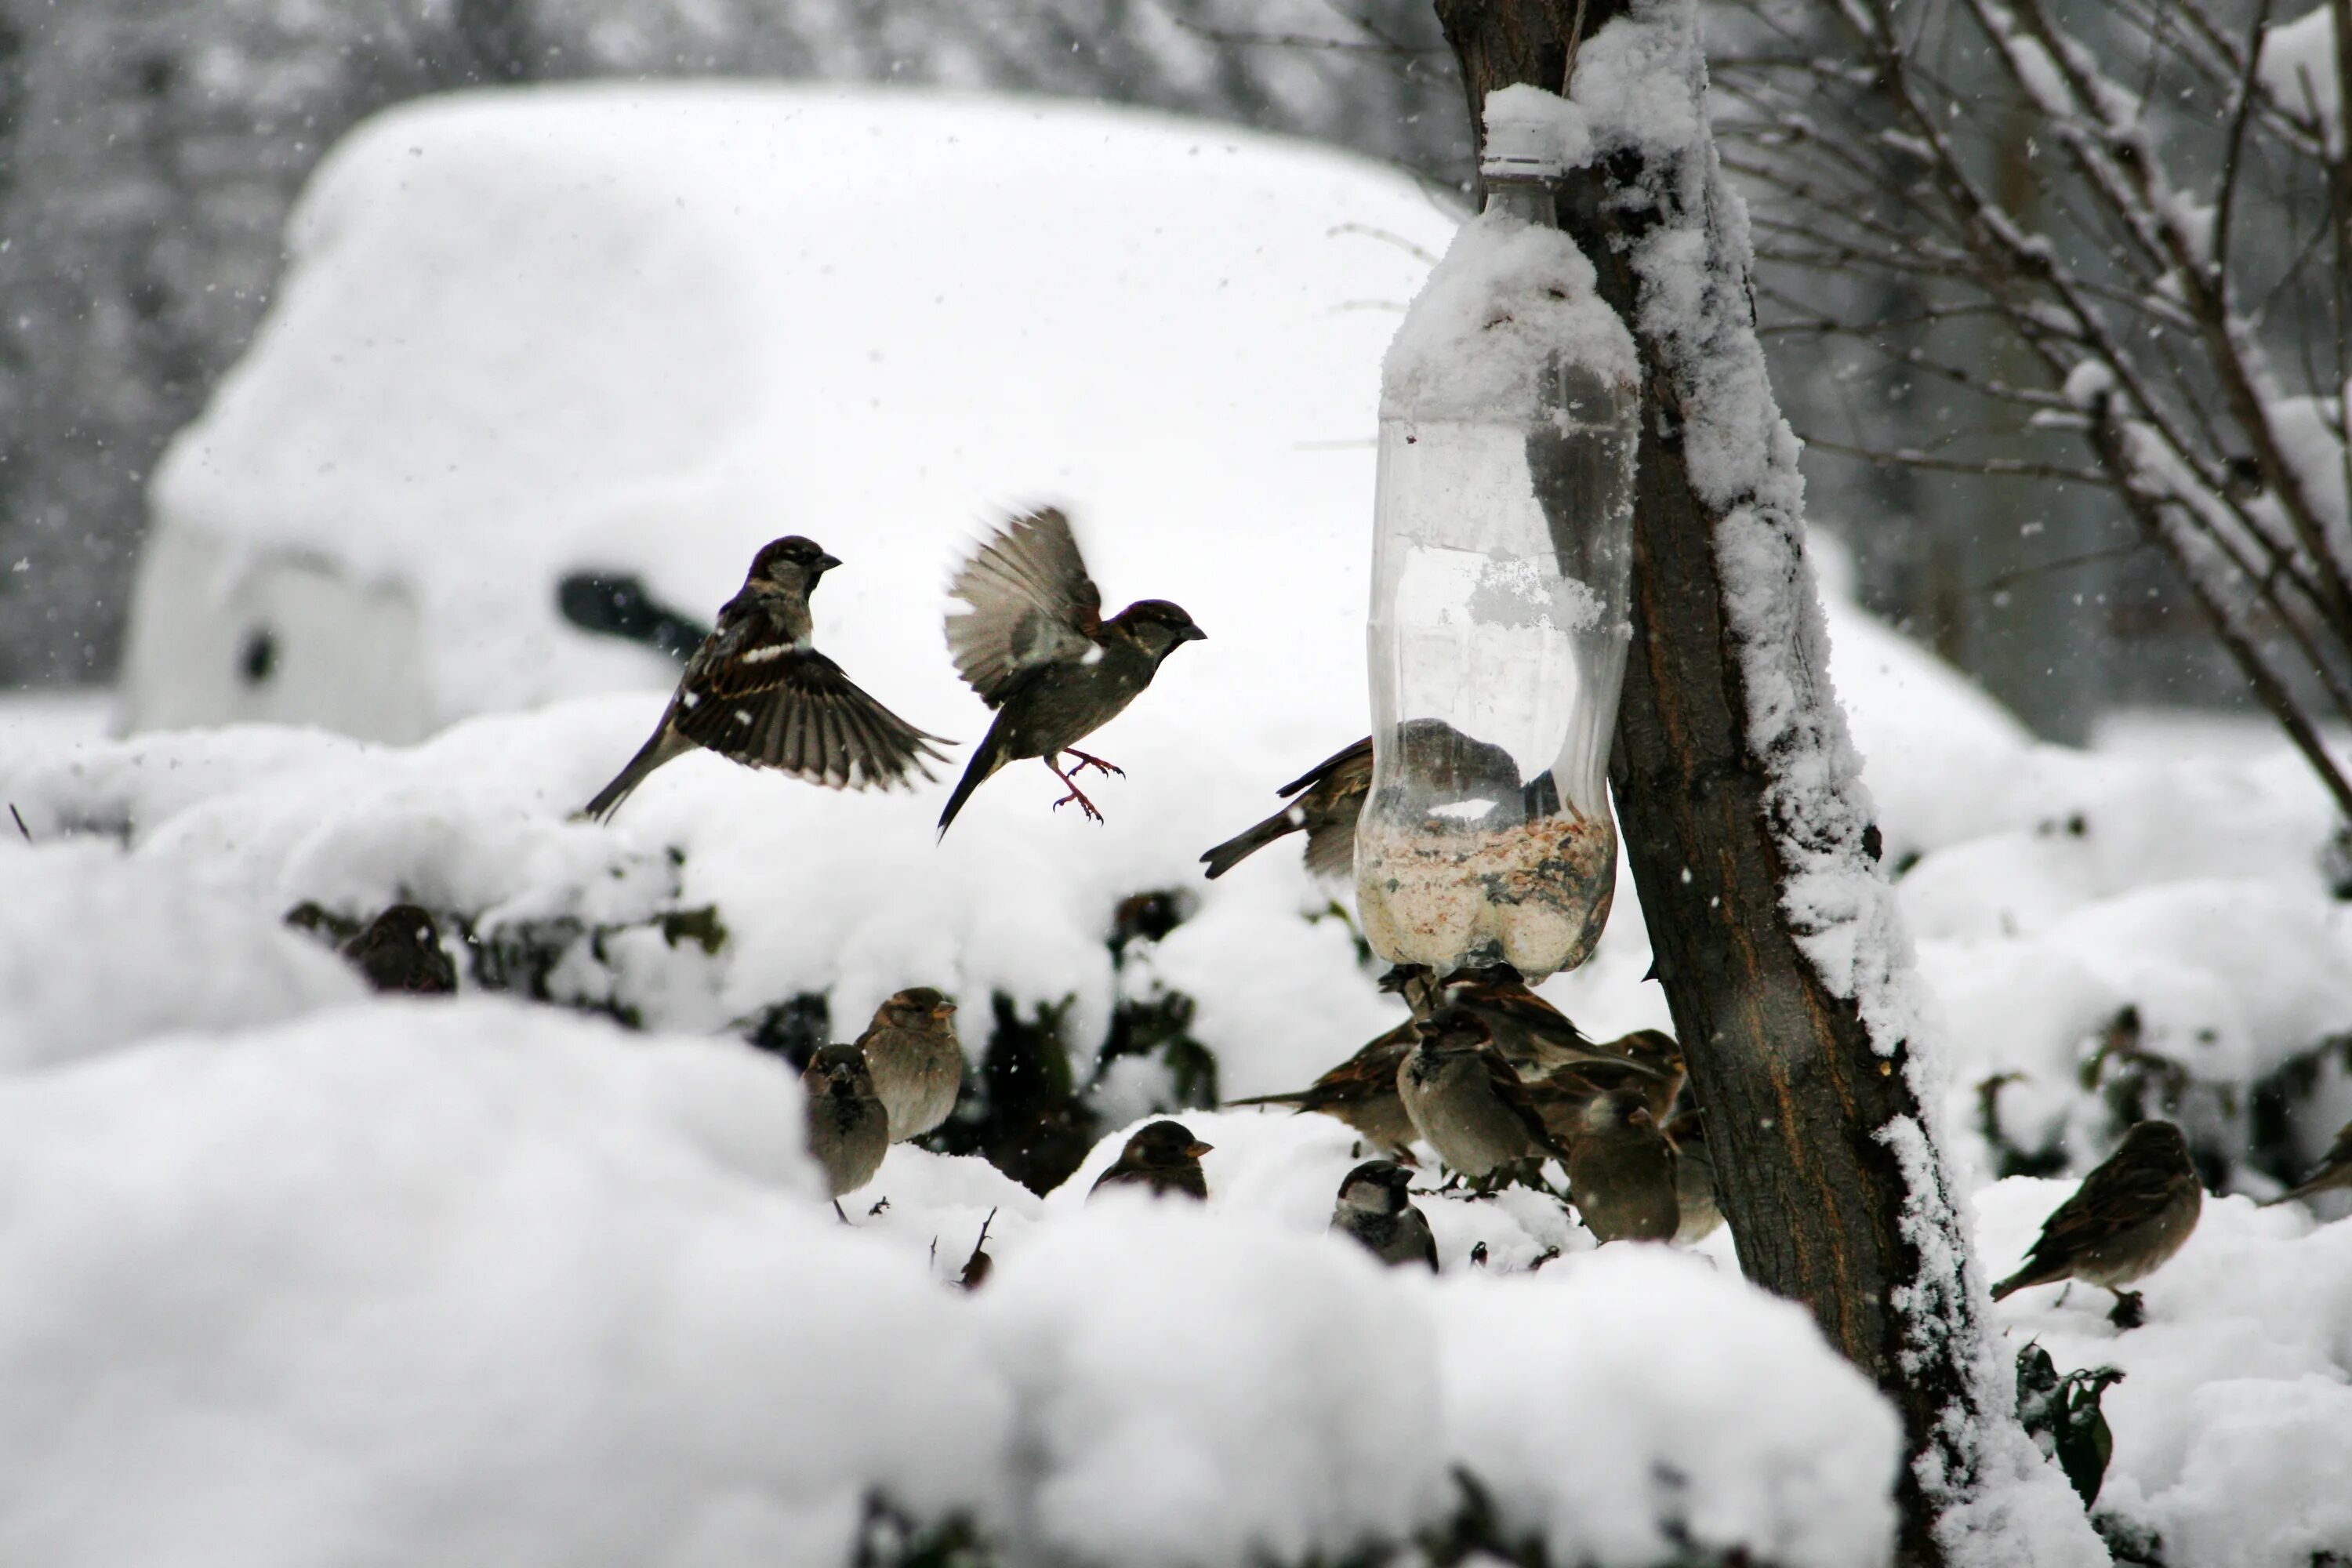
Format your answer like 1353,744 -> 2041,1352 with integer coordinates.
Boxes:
1223,1022 -> 1419,1156
1330,1159 -> 1439,1270
855,987 -> 964,1142
1089,1120 -> 1214,1201
802,1044 -> 891,1210
1396,1005 -> 1571,1184
1992,1119 -> 2203,1327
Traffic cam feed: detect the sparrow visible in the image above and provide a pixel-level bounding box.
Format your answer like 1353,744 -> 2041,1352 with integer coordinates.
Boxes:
1666,1110 -> 1724,1243
1436,966 -> 1633,1079
801,1044 -> 891,1207
1992,1119 -> 2203,1325
339,904 -> 457,996
1593,1029 -> 1688,1120
1396,1006 -> 1571,1183
855,987 -> 964,1142
1089,1120 -> 1213,1200
1565,1091 -> 1680,1243
1520,1056 -> 1681,1149
2263,1120 -> 2352,1208
1223,1022 -> 1419,1155
1200,736 -> 1371,881
937,508 -> 1205,833
1330,1159 -> 1439,1270
583,535 -> 951,821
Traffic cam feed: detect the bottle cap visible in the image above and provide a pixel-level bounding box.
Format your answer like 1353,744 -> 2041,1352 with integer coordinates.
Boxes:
1481,89 -> 1567,183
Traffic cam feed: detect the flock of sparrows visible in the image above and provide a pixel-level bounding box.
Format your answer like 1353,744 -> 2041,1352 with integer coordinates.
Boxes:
328,520 -> 2352,1287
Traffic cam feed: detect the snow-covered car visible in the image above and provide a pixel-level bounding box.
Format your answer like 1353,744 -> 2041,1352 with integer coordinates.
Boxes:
119,83 -> 1454,743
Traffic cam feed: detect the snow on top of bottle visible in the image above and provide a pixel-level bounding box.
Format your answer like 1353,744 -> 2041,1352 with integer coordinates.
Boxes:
1378,212 -> 1636,427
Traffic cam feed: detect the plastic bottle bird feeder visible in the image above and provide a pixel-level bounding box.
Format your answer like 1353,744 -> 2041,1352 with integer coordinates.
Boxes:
1356,89 -> 1640,982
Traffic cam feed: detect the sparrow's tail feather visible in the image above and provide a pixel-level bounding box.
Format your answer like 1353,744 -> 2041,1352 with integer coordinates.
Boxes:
1200,807 -> 1301,880
581,726 -> 694,822
2263,1171 -> 2349,1207
1222,1091 -> 1310,1109
936,725 -> 1009,838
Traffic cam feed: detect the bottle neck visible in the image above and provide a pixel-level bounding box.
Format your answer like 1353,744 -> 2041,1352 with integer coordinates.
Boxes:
1482,178 -> 1556,226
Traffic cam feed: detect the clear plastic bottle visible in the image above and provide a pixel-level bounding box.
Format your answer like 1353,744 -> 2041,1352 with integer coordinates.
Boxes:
1355,99 -> 1640,981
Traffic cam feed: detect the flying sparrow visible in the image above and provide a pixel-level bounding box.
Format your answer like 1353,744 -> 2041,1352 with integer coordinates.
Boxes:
1992,1119 -> 2203,1325
937,508 -> 1205,833
1565,1091 -> 1680,1243
1330,1159 -> 1439,1270
801,1044 -> 891,1209
1396,1006 -> 1570,1184
2263,1120 -> 2352,1208
1089,1120 -> 1214,1201
855,987 -> 963,1142
1223,1022 -> 1419,1155
583,535 -> 951,821
1666,1109 -> 1724,1243
1200,736 -> 1371,881
339,903 -> 456,996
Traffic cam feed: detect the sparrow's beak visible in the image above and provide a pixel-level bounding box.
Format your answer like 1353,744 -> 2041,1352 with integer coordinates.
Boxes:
1186,1140 -> 1214,1159
1180,624 -> 1207,641
930,1002 -> 957,1022
816,553 -> 844,574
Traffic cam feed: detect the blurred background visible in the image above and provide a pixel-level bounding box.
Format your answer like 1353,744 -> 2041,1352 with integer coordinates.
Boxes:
0,0 -> 2246,743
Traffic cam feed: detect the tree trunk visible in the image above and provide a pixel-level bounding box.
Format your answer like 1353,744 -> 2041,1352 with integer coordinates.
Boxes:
1432,4 -> 2008,1563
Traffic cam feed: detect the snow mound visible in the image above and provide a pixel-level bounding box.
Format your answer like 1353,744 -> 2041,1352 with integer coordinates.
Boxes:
0,1000 -> 1902,1568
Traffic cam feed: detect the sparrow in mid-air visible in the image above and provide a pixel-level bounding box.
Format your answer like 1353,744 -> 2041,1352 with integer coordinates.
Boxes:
339,903 -> 457,996
937,509 -> 1204,833
1992,1119 -> 2203,1327
1089,1120 -> 1214,1201
1200,736 -> 1371,881
1330,1160 -> 1439,1270
801,1044 -> 891,1212
1396,1006 -> 1570,1184
582,536 -> 950,821
2263,1120 -> 2352,1208
855,987 -> 964,1142
1565,1091 -> 1680,1243
1222,1022 -> 1419,1155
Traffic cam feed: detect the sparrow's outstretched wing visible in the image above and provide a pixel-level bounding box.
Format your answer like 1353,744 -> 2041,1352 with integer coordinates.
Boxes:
945,508 -> 1105,708
675,641 -> 949,791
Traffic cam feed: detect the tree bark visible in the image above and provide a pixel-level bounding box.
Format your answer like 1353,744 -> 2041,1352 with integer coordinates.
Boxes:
1433,4 -> 1988,1563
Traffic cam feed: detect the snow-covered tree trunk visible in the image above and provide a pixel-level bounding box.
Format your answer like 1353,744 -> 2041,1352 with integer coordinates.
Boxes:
1435,2 -> 2107,1563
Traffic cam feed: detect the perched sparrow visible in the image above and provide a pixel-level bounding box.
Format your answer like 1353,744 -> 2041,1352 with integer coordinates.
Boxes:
1520,1056 -> 1680,1149
1200,736 -> 1371,881
1330,1159 -> 1439,1270
1566,1092 -> 1680,1243
1437,966 -> 1627,1078
339,903 -> 456,996
937,508 -> 1204,833
1089,1120 -> 1214,1201
2263,1120 -> 2352,1207
1224,1022 -> 1419,1155
1396,1006 -> 1570,1182
1593,1029 -> 1687,1120
1666,1110 -> 1724,1243
583,536 -> 950,821
855,987 -> 963,1142
1992,1120 -> 2203,1321
801,1044 -> 891,1204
